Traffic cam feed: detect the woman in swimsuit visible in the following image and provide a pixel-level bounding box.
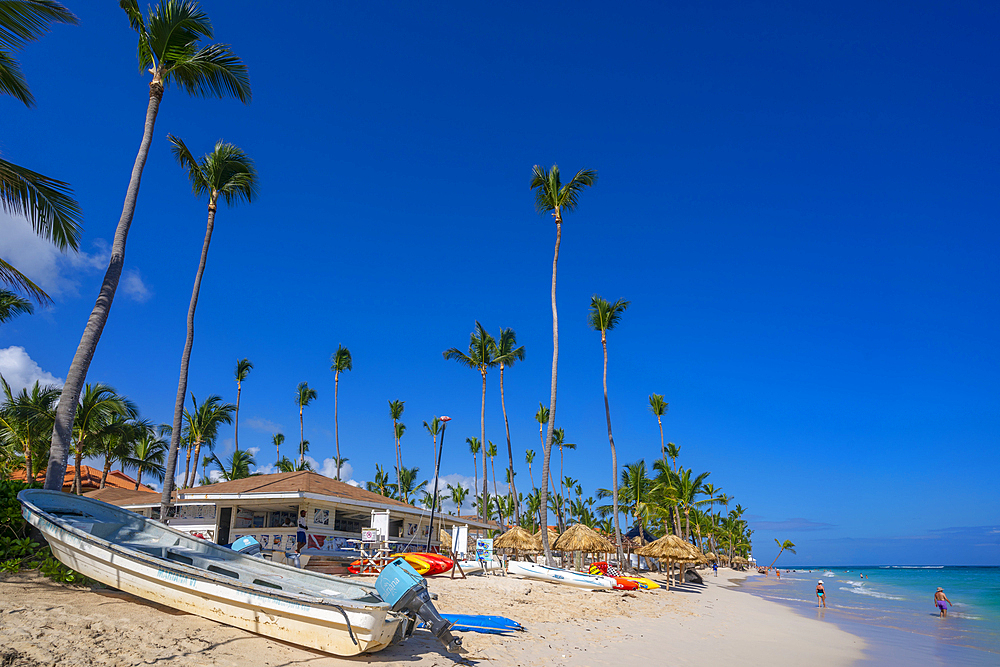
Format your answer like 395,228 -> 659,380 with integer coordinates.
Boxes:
816,580 -> 826,607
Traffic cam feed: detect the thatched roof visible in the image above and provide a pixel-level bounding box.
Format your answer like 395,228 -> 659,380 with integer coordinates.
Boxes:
635,534 -> 699,560
704,552 -> 717,561
553,523 -> 615,553
494,526 -> 537,551
534,527 -> 560,548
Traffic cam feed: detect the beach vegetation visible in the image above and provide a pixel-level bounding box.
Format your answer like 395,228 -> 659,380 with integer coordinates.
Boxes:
331,346 -> 352,479
233,358 -> 254,453
388,399 -> 405,499
0,290 -> 33,325
0,377 -> 58,483
296,383 -> 318,467
181,394 -> 235,488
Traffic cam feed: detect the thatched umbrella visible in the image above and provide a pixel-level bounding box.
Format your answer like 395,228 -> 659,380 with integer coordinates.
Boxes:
553,523 -> 614,571
705,552 -> 717,562
440,528 -> 453,552
494,526 -> 537,560
636,535 -> 697,589
533,528 -> 560,553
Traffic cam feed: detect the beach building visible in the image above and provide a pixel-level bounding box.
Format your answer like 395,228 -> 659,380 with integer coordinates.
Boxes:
84,471 -> 491,568
11,465 -> 154,493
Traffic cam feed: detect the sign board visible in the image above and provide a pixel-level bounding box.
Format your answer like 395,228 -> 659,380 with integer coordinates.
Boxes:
451,525 -> 468,557
476,538 -> 494,561
370,510 -> 390,539
362,528 -> 379,543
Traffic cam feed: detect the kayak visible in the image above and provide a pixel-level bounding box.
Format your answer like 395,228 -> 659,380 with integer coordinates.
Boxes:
348,552 -> 453,576
507,561 -> 615,590
619,576 -> 660,590
455,559 -> 504,575
611,577 -> 639,591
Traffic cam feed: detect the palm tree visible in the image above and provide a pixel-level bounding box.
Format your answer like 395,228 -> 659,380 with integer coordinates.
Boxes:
211,449 -> 256,482
330,345 -> 352,480
666,441 -> 681,472
50,1 -> 250,503
0,290 -> 33,325
524,449 -> 536,491
182,394 -> 235,488
589,294 -> 630,565
366,464 -> 392,497
388,399 -> 405,496
0,1 -> 82,305
443,321 -> 497,522
232,358 -> 254,452
648,394 -> 668,461
71,384 -> 137,495
275,456 -> 295,473
423,417 -> 441,483
485,441 -> 502,525
447,483 -> 468,515
272,433 -> 284,465
556,429 -> 576,512
164,136 -> 257,496
296,382 -> 318,467
493,327 -> 525,524
394,465 -> 426,504
0,376 -> 58,481
332,456 -> 349,480
770,539 -> 796,568
531,163 -> 597,563
97,417 -> 148,489
467,436 -> 481,502
125,424 -> 168,490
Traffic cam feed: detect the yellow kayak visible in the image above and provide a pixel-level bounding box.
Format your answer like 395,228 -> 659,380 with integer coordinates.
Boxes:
619,576 -> 661,590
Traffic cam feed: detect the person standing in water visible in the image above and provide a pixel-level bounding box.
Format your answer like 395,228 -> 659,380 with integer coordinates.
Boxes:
816,580 -> 826,607
935,587 -> 952,617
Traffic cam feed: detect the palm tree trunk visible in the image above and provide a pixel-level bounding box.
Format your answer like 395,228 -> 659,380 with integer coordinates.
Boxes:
300,406 -> 305,467
657,416 -> 665,462
479,370 -> 487,523
540,215 -> 561,566
73,446 -> 83,495
528,463 -> 535,494
393,419 -> 401,499
100,455 -> 112,489
601,333 -> 625,567
334,370 -> 341,480
24,434 -> 33,483
191,441 -> 203,486
234,379 -> 242,452
183,443 -> 193,488
472,452 -> 478,513
499,365 -> 519,524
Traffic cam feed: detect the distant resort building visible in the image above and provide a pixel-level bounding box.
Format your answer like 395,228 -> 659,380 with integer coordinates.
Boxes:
87,471 -> 491,567
11,465 -> 154,494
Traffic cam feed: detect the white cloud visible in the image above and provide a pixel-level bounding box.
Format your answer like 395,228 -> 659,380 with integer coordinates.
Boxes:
0,212 -> 149,302
244,417 -> 284,433
312,456 -> 355,485
434,473 -> 477,514
0,346 -> 63,392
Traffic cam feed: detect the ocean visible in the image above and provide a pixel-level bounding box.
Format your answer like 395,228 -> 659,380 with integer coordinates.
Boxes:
736,566 -> 1000,665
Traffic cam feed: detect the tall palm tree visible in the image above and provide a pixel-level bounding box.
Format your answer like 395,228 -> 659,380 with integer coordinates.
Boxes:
666,442 -> 681,472
97,417 -> 149,489
443,321 -> 497,522
272,432 -> 284,466
648,394 -> 668,461
556,429 -> 576,510
394,465 -> 426,504
332,456 -> 349,480
589,294 -> 630,565
0,1 -> 82,304
71,384 -> 137,494
50,1 -> 250,502
388,399 -> 405,495
494,327 -> 525,524
0,290 -> 33,324
296,382 -> 317,467
211,449 -> 255,482
524,449 -> 536,491
530,164 -> 597,563
124,423 -> 168,490
446,483 -> 468,515
366,464 -> 392,497
232,358 -> 254,452
182,394 -> 235,488
770,539 -> 796,568
423,417 -> 441,483
275,456 -> 295,473
0,376 -> 58,481
467,436 -> 480,503
486,441 -> 502,525
164,136 -> 258,497
330,345 -> 352,480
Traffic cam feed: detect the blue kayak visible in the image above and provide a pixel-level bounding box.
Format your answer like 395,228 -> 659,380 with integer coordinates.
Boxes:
440,613 -> 524,634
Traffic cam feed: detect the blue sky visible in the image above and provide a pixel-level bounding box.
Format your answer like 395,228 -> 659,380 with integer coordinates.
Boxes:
1,1 -> 997,565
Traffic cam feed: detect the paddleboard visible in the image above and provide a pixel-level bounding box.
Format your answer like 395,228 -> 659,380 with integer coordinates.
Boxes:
441,614 -> 524,634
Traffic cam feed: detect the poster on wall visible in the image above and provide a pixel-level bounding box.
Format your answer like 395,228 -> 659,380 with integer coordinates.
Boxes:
313,509 -> 329,526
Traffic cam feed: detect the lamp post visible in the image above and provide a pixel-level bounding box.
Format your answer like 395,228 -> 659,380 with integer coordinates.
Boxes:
425,416 -> 451,551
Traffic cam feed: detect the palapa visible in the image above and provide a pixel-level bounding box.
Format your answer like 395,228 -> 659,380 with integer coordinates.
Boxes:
704,552 -> 717,561
634,534 -> 691,560
534,528 -> 560,551
552,523 -> 615,553
493,526 -> 537,551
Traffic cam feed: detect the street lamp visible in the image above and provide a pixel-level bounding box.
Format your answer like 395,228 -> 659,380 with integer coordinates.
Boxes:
425,416 -> 451,551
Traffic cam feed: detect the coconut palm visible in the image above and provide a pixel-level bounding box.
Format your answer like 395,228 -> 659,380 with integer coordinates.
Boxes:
589,294 -> 630,564
71,384 -> 137,495
163,137 -> 257,497
0,290 -> 33,325
648,394 -> 668,461
388,399 -> 405,495
394,465 -> 426,504
295,382 -> 317,466
182,394 -> 235,488
443,321 -> 497,522
366,464 -> 392,497
447,483 -> 468,515
0,376 -> 58,481
232,358 -> 253,452
0,1 -> 82,304
467,436 -> 481,501
332,456 -> 349,481
124,424 -> 168,490
485,441 -> 502,525
770,539 -> 796,567
211,449 -> 255,482
556,429 -> 576,510
330,345 -> 352,480
423,417 -> 441,481
275,456 -> 295,473
493,326 -> 525,523
49,1 -> 250,500
598,460 -> 653,535
530,163 -> 597,564
272,433 -> 284,465
666,442 -> 681,472
524,449 -> 536,491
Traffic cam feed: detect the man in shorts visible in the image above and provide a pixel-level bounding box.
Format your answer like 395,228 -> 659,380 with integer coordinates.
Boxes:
934,587 -> 952,617
296,510 -> 308,553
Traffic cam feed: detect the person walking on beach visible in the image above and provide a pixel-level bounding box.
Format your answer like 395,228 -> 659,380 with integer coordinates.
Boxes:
713,561 -> 718,576
934,587 -> 952,618
816,580 -> 826,607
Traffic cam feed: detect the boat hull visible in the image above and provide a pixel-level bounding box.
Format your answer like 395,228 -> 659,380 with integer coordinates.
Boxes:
506,560 -> 614,589
20,492 -> 403,656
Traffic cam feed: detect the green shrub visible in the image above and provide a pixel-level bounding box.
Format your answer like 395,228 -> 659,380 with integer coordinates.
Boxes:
0,479 -> 41,539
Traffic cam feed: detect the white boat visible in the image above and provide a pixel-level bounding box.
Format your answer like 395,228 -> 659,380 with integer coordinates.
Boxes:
18,490 -> 452,656
506,560 -> 614,590
454,558 -> 505,575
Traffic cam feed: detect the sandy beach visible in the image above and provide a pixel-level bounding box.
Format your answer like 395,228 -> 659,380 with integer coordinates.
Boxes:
0,567 -> 864,666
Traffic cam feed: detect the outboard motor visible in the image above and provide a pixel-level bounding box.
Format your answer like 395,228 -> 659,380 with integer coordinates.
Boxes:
231,535 -> 262,557
376,557 -> 462,652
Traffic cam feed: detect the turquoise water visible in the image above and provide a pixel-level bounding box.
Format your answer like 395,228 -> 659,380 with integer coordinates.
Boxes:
738,566 -> 1000,665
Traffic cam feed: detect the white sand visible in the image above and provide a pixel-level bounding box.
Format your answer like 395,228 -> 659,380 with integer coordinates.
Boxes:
0,568 -> 864,666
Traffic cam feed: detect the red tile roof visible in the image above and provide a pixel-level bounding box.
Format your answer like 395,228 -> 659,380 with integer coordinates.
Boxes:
10,466 -> 154,493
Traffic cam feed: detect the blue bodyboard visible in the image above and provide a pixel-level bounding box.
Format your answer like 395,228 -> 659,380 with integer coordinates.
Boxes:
441,613 -> 524,634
